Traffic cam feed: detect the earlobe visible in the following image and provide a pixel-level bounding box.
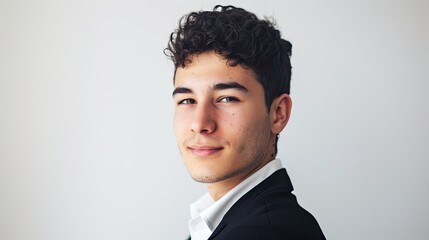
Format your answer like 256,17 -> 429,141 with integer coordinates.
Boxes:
270,94 -> 292,134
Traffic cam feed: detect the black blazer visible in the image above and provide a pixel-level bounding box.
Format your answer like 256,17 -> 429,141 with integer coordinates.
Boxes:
188,169 -> 326,240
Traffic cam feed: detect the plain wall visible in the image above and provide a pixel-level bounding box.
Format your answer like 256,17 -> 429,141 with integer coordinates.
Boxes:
1,0 -> 428,239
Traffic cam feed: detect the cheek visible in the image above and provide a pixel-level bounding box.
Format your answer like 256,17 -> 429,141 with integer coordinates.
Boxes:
227,110 -> 261,130
222,111 -> 240,129
173,112 -> 188,138
222,112 -> 250,139
232,114 -> 269,144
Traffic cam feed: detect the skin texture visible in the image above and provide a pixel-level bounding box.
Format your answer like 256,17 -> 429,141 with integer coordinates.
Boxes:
173,51 -> 291,200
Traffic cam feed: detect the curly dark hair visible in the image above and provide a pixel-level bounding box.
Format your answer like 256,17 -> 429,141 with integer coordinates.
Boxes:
165,5 -> 292,111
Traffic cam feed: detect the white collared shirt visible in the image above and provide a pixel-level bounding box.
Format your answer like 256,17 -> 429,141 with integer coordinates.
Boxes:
188,159 -> 284,240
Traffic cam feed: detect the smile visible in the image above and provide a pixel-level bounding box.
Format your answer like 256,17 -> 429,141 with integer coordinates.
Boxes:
188,146 -> 223,157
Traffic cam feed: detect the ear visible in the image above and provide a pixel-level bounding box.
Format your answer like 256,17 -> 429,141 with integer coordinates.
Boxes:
269,94 -> 292,134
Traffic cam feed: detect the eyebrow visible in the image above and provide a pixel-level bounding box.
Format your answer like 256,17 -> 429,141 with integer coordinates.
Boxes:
213,82 -> 248,92
172,81 -> 248,97
172,87 -> 192,97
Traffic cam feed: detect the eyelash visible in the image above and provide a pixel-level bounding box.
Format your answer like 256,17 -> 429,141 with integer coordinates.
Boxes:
218,96 -> 239,103
177,97 -> 239,105
178,99 -> 196,105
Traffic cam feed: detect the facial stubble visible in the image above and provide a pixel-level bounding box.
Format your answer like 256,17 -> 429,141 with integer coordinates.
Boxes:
187,115 -> 272,184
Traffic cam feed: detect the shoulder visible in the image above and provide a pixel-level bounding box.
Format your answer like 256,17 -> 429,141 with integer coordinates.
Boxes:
211,170 -> 325,239
217,194 -> 325,239
213,223 -> 325,240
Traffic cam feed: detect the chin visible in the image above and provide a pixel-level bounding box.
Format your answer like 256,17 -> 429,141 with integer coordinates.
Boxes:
183,154 -> 233,183
188,166 -> 226,183
189,171 -> 218,183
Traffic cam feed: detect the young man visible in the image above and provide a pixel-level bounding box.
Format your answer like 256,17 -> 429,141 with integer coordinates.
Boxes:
165,5 -> 325,240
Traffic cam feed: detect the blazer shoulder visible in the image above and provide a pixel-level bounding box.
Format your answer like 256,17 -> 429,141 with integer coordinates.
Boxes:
210,169 -> 326,239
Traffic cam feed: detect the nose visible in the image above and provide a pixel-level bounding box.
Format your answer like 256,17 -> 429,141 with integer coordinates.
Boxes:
190,101 -> 216,134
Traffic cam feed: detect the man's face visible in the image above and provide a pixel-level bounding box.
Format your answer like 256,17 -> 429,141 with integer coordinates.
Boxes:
173,51 -> 275,185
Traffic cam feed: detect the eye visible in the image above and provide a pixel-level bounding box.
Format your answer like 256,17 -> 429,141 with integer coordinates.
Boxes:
218,96 -> 239,103
178,98 -> 196,105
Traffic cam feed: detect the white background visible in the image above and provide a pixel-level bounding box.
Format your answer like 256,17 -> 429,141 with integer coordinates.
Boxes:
1,0 -> 428,239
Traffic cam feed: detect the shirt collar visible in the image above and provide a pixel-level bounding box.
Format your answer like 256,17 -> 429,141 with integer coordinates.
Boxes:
188,158 -> 284,240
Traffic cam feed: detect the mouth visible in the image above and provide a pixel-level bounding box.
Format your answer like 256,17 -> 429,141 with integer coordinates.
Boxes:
188,145 -> 223,157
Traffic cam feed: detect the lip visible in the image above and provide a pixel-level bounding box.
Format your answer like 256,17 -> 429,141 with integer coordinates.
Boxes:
188,145 -> 223,157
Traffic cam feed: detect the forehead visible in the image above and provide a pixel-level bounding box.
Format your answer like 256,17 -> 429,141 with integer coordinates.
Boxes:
174,52 -> 259,89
